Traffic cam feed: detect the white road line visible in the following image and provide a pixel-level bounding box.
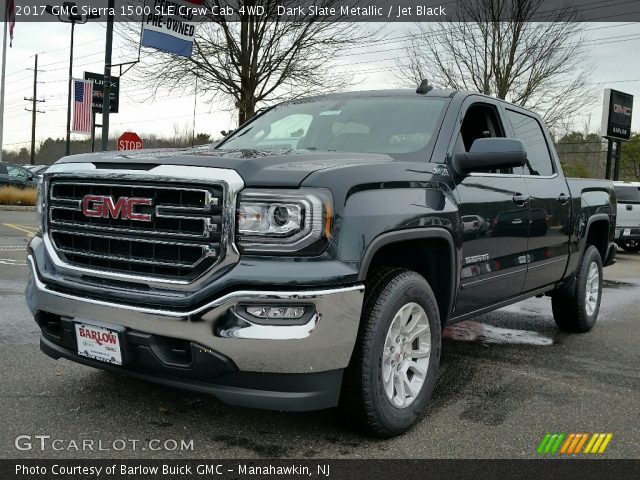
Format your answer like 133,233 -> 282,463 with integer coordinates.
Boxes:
0,259 -> 27,266
0,246 -> 26,251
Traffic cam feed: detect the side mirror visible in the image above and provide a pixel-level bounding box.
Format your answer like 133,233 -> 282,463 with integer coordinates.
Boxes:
452,138 -> 527,175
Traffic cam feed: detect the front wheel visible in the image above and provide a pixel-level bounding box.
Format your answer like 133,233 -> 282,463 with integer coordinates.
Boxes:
552,245 -> 603,333
340,269 -> 441,437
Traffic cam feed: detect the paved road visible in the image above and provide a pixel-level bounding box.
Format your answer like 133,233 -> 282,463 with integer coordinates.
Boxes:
0,210 -> 638,459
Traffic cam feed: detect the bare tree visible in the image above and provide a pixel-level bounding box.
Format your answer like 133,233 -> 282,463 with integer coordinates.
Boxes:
122,1 -> 369,126
620,134 -> 640,180
398,0 -> 595,129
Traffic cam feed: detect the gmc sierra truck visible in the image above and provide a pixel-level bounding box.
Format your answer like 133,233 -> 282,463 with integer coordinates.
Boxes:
26,86 -> 617,437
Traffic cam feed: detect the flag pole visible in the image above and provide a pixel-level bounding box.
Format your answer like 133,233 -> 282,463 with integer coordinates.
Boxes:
0,5 -> 9,162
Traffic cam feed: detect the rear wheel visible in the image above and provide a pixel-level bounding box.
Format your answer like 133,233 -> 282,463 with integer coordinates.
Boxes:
340,269 -> 441,437
551,245 -> 603,333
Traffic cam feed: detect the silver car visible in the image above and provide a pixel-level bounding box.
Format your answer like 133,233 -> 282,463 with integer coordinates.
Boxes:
614,181 -> 640,252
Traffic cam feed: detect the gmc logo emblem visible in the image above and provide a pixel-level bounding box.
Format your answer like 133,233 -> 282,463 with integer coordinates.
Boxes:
82,195 -> 153,221
613,104 -> 632,116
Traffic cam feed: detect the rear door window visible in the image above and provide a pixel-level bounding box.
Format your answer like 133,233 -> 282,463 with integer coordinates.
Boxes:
506,110 -> 555,176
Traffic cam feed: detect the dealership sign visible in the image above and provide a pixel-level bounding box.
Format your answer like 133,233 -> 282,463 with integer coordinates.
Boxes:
601,89 -> 633,141
84,72 -> 119,113
141,0 -> 204,57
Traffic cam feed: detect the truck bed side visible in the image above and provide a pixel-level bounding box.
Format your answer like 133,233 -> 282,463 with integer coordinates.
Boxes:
564,178 -> 616,278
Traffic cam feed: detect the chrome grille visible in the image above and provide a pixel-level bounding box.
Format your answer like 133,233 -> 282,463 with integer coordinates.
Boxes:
47,180 -> 224,279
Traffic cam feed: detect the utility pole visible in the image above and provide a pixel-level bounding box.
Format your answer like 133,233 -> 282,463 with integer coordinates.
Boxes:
0,3 -> 9,162
24,54 -> 45,165
101,0 -> 115,151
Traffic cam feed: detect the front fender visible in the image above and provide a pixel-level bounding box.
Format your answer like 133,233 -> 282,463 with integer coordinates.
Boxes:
334,185 -> 459,265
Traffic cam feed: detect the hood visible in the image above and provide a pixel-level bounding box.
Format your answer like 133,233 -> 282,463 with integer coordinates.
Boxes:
56,146 -> 395,187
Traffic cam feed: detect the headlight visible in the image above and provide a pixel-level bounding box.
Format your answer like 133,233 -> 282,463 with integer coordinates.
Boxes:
35,177 -> 44,235
236,188 -> 332,253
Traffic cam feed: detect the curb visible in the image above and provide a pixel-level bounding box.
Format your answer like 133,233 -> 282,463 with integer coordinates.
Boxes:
0,205 -> 36,212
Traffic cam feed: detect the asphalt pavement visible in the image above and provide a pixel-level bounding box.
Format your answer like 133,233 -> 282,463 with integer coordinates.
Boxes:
0,210 -> 638,459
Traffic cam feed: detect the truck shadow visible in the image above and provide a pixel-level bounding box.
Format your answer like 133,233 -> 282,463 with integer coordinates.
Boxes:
59,315 -> 557,455
46,289 -> 632,456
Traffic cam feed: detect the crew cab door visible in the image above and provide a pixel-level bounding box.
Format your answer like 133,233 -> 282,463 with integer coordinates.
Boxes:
505,109 -> 571,290
450,101 -> 530,316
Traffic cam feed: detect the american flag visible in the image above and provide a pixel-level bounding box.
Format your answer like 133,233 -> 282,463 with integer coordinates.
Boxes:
6,0 -> 15,47
72,79 -> 93,134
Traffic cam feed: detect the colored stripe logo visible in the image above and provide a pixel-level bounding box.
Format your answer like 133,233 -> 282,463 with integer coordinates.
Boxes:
537,433 -> 613,454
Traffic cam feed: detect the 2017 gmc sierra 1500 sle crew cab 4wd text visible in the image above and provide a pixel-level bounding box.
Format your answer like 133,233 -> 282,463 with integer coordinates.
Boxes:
25,86 -> 617,437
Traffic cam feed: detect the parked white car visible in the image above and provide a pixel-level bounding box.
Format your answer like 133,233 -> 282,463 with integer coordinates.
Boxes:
614,181 -> 640,253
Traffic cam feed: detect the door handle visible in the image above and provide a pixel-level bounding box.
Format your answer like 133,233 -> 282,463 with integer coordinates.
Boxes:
512,193 -> 529,206
557,193 -> 570,204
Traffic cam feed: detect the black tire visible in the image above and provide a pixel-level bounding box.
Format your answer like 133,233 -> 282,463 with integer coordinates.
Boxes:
619,240 -> 640,253
551,245 -> 603,333
340,268 -> 441,437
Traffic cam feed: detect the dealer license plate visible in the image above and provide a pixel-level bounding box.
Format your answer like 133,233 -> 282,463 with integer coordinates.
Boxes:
75,323 -> 122,365
624,228 -> 631,236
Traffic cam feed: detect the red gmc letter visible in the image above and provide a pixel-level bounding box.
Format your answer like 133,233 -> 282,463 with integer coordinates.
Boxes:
82,195 -> 104,217
126,198 -> 153,221
103,197 -> 128,219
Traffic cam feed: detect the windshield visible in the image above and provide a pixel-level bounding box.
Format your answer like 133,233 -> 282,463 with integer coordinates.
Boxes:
219,97 -> 447,159
615,185 -> 640,204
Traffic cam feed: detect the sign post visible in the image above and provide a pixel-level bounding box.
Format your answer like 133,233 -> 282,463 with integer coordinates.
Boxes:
85,71 -> 119,151
117,132 -> 144,151
601,89 -> 633,180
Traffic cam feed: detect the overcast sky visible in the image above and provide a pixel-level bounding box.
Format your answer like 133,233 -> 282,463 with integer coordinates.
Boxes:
2,21 -> 639,152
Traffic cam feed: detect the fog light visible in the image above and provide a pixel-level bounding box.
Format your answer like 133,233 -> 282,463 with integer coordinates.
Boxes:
246,306 -> 306,319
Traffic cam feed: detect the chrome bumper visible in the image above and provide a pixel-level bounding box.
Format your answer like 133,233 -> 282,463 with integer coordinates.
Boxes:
26,255 -> 365,374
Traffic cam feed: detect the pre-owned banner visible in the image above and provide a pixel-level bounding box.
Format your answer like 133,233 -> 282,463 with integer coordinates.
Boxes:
141,0 -> 204,57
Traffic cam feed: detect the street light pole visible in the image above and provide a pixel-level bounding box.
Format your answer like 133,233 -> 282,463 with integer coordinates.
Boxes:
65,20 -> 75,156
101,0 -> 114,151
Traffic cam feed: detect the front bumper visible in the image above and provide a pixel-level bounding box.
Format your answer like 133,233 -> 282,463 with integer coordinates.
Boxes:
26,253 -> 364,410
39,335 -> 345,412
27,254 -> 364,374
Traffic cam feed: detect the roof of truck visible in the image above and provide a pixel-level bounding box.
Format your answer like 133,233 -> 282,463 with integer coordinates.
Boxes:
268,88 -> 542,121
286,88 -> 528,107
289,88 -> 459,103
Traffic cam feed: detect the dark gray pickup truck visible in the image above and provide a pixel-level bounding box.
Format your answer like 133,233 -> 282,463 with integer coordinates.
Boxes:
26,86 -> 616,436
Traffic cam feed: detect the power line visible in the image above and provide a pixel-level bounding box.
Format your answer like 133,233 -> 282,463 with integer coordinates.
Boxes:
338,22 -> 640,60
34,37 -> 104,56
338,31 -> 640,71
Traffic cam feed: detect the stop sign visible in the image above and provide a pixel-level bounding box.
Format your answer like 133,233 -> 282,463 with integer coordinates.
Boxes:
117,132 -> 144,151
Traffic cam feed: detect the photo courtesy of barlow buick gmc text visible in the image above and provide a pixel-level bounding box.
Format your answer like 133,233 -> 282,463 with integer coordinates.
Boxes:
0,1 -> 639,479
